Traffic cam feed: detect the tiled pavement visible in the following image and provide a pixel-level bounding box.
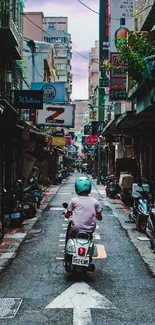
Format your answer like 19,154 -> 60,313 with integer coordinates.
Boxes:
0,185 -> 60,274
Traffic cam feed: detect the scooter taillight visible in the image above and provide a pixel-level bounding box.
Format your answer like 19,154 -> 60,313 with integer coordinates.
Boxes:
78,247 -> 86,256
13,207 -> 17,212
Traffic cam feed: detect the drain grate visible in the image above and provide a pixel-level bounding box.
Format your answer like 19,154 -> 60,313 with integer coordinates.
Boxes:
0,298 -> 23,319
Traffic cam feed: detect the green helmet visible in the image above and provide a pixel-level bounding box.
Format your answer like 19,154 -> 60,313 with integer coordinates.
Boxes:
75,177 -> 92,195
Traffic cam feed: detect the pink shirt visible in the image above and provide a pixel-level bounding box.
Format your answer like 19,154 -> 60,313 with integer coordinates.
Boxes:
68,196 -> 101,232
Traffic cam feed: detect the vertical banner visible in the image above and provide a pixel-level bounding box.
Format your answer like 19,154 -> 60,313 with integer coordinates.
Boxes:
99,0 -> 110,80
109,0 -> 134,100
110,0 -> 134,53
109,52 -> 127,101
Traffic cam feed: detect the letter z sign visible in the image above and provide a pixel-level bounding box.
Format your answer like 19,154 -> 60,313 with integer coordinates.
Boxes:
46,106 -> 65,124
37,103 -> 74,127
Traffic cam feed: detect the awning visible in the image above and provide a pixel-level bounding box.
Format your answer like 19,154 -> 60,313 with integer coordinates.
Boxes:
102,116 -> 119,136
116,110 -> 155,132
115,111 -> 136,129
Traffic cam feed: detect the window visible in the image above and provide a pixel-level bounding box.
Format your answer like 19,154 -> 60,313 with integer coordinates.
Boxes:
48,24 -> 55,30
44,37 -> 51,43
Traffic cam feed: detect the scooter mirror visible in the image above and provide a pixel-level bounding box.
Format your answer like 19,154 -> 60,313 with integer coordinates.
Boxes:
62,203 -> 68,209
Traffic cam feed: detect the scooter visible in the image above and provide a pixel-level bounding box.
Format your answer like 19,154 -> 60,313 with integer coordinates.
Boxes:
9,194 -> 25,228
106,179 -> 119,199
129,190 -> 150,233
62,203 -> 95,273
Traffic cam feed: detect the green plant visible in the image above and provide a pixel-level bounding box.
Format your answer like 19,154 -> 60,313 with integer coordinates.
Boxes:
103,31 -> 155,85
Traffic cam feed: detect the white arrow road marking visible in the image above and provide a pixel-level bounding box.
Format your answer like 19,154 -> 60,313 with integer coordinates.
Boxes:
45,282 -> 116,324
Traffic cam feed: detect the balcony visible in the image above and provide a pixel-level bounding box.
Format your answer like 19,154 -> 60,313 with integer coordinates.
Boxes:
0,17 -> 22,59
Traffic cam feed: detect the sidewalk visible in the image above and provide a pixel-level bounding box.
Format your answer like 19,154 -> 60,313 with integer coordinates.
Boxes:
92,178 -> 155,277
0,184 -> 60,274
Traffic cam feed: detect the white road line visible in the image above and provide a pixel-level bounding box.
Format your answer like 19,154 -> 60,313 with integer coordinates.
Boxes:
93,234 -> 101,240
59,234 -> 66,238
59,239 -> 65,242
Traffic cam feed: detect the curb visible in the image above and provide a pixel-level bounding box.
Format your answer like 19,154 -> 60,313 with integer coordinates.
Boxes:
92,179 -> 155,277
0,183 -> 61,275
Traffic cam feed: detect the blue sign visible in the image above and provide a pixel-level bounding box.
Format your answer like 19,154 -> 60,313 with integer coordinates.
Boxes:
31,82 -> 66,103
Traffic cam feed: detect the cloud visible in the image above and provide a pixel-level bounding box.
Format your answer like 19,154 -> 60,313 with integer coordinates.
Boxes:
24,0 -> 99,99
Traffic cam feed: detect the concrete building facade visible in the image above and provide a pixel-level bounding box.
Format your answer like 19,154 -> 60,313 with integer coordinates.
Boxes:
23,13 -> 72,102
88,40 -> 99,120
43,16 -> 72,102
23,12 -> 44,42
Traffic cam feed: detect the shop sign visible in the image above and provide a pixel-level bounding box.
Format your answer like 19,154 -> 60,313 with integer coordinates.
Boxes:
84,124 -> 92,135
52,137 -> 66,146
92,121 -> 106,136
99,0 -> 110,78
86,135 -> 98,145
109,52 -> 128,101
31,82 -> 66,103
66,136 -> 72,146
110,0 -> 134,52
68,146 -> 77,153
14,90 -> 43,110
37,103 -> 75,127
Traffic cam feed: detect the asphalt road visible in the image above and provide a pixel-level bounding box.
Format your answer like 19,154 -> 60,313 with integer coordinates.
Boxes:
0,172 -> 155,324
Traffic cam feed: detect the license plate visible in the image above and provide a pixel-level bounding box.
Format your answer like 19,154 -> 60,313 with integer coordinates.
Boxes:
72,256 -> 89,266
10,212 -> 20,219
23,205 -> 30,209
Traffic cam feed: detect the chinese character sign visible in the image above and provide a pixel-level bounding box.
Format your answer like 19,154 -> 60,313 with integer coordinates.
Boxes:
110,0 -> 134,52
109,52 -> 127,101
99,0 -> 110,78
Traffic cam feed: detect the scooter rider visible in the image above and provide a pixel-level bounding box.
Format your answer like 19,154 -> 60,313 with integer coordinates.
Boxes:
64,177 -> 102,243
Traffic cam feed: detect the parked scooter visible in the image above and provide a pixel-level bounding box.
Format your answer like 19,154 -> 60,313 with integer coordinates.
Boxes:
9,194 -> 25,228
9,180 -> 25,227
62,203 -> 95,273
105,176 -> 119,198
146,196 -> 155,251
13,179 -> 37,219
129,183 -> 150,233
119,172 -> 134,206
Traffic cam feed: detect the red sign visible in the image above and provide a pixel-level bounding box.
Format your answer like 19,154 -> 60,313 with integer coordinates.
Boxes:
86,135 -> 98,145
109,52 -> 127,100
110,52 -> 126,90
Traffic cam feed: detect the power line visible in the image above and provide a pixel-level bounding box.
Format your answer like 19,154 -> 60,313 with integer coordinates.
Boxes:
77,0 -> 153,20
23,13 -> 95,62
77,0 -> 99,14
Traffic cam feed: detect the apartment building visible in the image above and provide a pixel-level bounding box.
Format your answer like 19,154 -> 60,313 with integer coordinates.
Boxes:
24,12 -> 43,41
73,100 -> 89,132
43,17 -> 72,102
0,0 -> 24,101
88,40 -> 99,120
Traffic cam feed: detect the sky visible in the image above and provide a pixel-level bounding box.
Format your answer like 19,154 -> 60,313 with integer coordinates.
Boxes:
24,0 -> 99,100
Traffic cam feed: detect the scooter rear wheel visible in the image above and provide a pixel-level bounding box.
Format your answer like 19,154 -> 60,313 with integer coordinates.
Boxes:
64,255 -> 72,273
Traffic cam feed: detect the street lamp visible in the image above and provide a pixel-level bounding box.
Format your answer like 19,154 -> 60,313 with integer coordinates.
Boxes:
97,135 -> 103,185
